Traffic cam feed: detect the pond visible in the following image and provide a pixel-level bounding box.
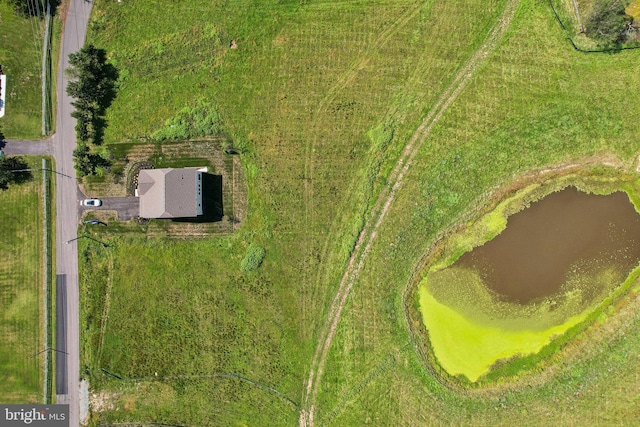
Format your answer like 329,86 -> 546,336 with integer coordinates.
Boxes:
418,186 -> 640,382
457,187 -> 640,303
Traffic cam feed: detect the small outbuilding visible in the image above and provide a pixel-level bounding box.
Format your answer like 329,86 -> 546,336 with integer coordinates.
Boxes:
0,73 -> 6,118
135,167 -> 207,218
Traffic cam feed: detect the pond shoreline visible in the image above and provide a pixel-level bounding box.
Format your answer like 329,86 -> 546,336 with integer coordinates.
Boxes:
404,158 -> 640,393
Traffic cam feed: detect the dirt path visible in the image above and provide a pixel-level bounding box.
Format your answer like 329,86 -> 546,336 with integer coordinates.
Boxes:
301,1 -> 428,342
298,1 -> 519,425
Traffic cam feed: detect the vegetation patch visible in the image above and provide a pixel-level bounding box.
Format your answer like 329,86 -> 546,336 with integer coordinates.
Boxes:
628,0 -> 640,18
419,288 -> 589,382
152,100 -> 225,142
80,236 -> 297,426
585,0 -> 636,47
241,243 -> 266,273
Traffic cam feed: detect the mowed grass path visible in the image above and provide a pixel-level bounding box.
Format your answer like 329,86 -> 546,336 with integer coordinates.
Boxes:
0,159 -> 44,402
83,0 -> 640,425
0,2 -> 46,139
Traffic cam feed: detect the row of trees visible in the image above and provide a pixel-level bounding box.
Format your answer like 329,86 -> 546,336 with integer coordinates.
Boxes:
66,45 -> 118,177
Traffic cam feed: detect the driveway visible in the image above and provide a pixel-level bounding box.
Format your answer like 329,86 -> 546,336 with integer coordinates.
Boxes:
0,139 -> 52,155
80,196 -> 140,221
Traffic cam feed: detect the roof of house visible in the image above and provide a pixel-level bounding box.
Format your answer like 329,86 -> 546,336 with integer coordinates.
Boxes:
138,168 -> 200,218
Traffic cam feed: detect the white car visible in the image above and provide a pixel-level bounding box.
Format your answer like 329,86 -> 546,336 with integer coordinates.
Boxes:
81,198 -> 102,207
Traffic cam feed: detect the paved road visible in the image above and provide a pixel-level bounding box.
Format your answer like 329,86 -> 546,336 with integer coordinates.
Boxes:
0,139 -> 52,155
55,275 -> 68,395
54,1 -> 93,425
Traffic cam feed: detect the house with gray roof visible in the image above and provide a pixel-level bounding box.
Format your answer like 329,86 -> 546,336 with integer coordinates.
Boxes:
135,167 -> 207,218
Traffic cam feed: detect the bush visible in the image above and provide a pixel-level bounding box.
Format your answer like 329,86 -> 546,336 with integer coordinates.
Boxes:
240,243 -> 266,273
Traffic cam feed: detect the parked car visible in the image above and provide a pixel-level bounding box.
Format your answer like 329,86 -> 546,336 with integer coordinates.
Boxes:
81,198 -> 102,207
83,219 -> 107,226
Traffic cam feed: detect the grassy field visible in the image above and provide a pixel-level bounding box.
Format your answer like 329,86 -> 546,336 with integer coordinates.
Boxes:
0,1 -> 60,139
0,157 -> 47,403
80,0 -> 640,425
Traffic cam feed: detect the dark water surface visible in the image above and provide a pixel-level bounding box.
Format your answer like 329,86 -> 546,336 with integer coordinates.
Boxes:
457,187 -> 640,303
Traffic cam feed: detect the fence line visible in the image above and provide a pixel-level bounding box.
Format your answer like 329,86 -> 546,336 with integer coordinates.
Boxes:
100,369 -> 298,407
41,1 -> 52,135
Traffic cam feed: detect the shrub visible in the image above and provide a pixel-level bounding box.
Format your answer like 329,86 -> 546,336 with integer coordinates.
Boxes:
240,243 -> 266,273
585,0 -> 634,47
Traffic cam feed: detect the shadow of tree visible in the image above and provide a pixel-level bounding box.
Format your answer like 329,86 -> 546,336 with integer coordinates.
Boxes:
0,156 -> 32,190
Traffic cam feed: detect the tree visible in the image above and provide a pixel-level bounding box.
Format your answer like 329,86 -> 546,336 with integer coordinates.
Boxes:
0,156 -> 30,190
73,143 -> 110,177
585,0 -> 634,47
73,143 -> 93,177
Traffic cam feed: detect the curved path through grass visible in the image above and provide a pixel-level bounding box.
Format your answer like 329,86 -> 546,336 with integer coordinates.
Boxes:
299,1 -> 520,425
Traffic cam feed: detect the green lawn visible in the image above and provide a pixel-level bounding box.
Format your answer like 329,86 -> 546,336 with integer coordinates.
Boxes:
81,0 -> 640,425
0,158 -> 46,403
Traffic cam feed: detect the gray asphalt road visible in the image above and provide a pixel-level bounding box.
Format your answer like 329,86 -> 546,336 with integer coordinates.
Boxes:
54,1 -> 93,425
55,275 -> 68,395
0,139 -> 52,155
